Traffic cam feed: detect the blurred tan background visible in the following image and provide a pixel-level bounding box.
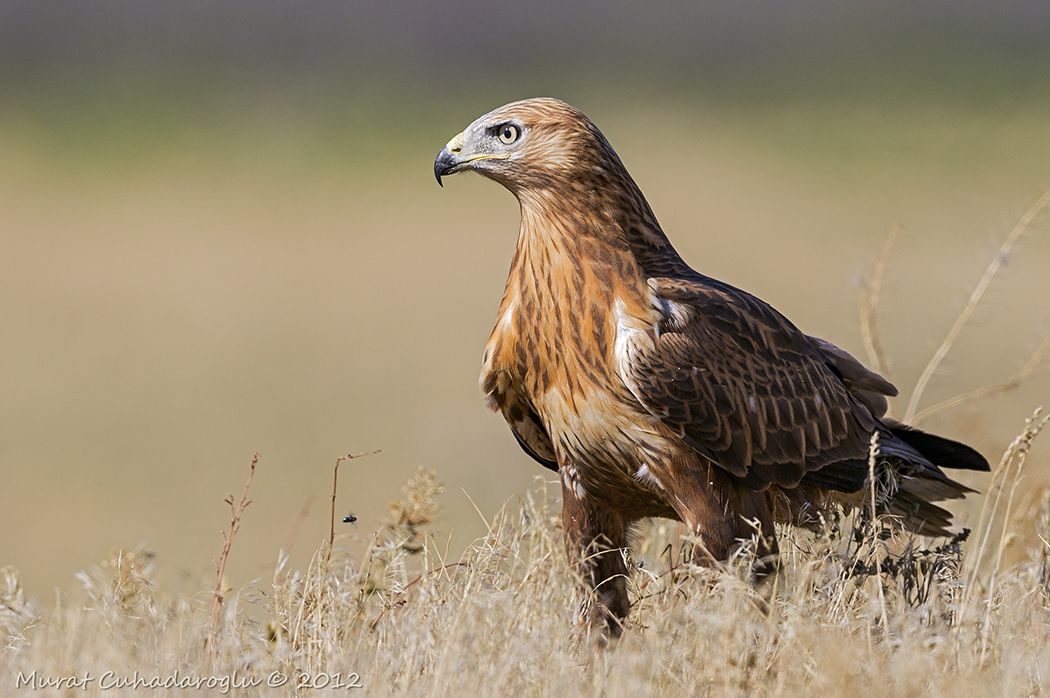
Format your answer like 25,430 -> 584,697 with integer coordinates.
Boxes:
1,1 -> 1049,602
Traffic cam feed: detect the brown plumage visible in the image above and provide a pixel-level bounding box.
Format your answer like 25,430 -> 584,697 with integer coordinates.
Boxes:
434,98 -> 989,634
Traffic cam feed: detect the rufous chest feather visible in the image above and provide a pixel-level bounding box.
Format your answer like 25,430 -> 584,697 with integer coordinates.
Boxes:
480,233 -> 657,427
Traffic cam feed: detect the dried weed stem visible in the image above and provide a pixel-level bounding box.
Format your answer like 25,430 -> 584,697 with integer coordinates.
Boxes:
326,449 -> 381,572
204,452 -> 258,661
861,224 -> 899,415
905,188 -> 1050,422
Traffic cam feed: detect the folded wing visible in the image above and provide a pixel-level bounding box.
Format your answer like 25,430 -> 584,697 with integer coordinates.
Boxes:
619,275 -> 888,491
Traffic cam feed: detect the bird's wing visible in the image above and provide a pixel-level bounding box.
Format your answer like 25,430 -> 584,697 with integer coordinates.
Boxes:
509,409 -> 558,472
618,276 -> 888,490
484,375 -> 559,472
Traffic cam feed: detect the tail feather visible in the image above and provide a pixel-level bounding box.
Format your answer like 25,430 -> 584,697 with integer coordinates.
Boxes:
799,421 -> 988,537
897,471 -> 974,502
883,422 -> 987,537
885,420 -> 990,472
887,489 -> 958,537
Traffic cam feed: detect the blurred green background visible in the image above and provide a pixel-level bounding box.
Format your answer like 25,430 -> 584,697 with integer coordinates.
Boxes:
2,1 -> 1049,601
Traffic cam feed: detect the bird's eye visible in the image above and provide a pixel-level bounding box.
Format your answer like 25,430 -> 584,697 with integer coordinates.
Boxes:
498,124 -> 519,144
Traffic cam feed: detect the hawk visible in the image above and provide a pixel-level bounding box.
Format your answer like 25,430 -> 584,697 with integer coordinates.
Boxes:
434,98 -> 988,634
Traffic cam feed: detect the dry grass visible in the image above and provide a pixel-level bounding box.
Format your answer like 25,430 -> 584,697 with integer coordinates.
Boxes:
3,419 -> 1050,697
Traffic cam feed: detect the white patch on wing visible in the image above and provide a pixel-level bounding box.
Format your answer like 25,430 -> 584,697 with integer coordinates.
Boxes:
497,296 -> 517,331
613,296 -> 658,397
646,277 -> 692,333
613,292 -> 683,439
662,299 -> 692,332
634,463 -> 665,491
613,298 -> 638,387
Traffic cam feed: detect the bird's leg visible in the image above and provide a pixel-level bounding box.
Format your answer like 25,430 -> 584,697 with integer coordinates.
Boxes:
559,465 -> 630,637
660,460 -> 779,579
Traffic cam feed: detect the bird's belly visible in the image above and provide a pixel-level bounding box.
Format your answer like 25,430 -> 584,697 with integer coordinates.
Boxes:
535,385 -> 679,519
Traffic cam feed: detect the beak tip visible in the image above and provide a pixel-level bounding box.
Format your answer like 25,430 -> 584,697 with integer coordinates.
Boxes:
434,149 -> 449,187
434,143 -> 462,188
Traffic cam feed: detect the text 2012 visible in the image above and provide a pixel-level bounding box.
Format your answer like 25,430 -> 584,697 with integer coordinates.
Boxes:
293,672 -> 363,690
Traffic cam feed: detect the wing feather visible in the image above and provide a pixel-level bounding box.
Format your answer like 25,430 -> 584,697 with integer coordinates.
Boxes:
482,369 -> 558,471
619,276 -> 885,489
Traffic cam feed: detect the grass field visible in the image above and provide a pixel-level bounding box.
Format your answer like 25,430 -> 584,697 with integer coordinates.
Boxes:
3,418 -> 1050,696
2,83 -> 1049,694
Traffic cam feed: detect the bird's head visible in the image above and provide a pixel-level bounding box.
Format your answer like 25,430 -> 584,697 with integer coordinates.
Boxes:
434,98 -> 619,195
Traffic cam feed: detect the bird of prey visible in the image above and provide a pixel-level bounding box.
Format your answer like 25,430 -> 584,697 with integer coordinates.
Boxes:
434,98 -> 988,634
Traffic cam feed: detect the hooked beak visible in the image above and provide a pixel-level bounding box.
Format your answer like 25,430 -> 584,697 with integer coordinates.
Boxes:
433,130 -> 509,186
434,148 -> 455,186
434,131 -> 466,187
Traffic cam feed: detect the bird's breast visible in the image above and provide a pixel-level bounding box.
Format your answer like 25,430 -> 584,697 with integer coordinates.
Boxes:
479,236 -> 684,516
489,259 -> 653,402
485,272 -> 666,458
